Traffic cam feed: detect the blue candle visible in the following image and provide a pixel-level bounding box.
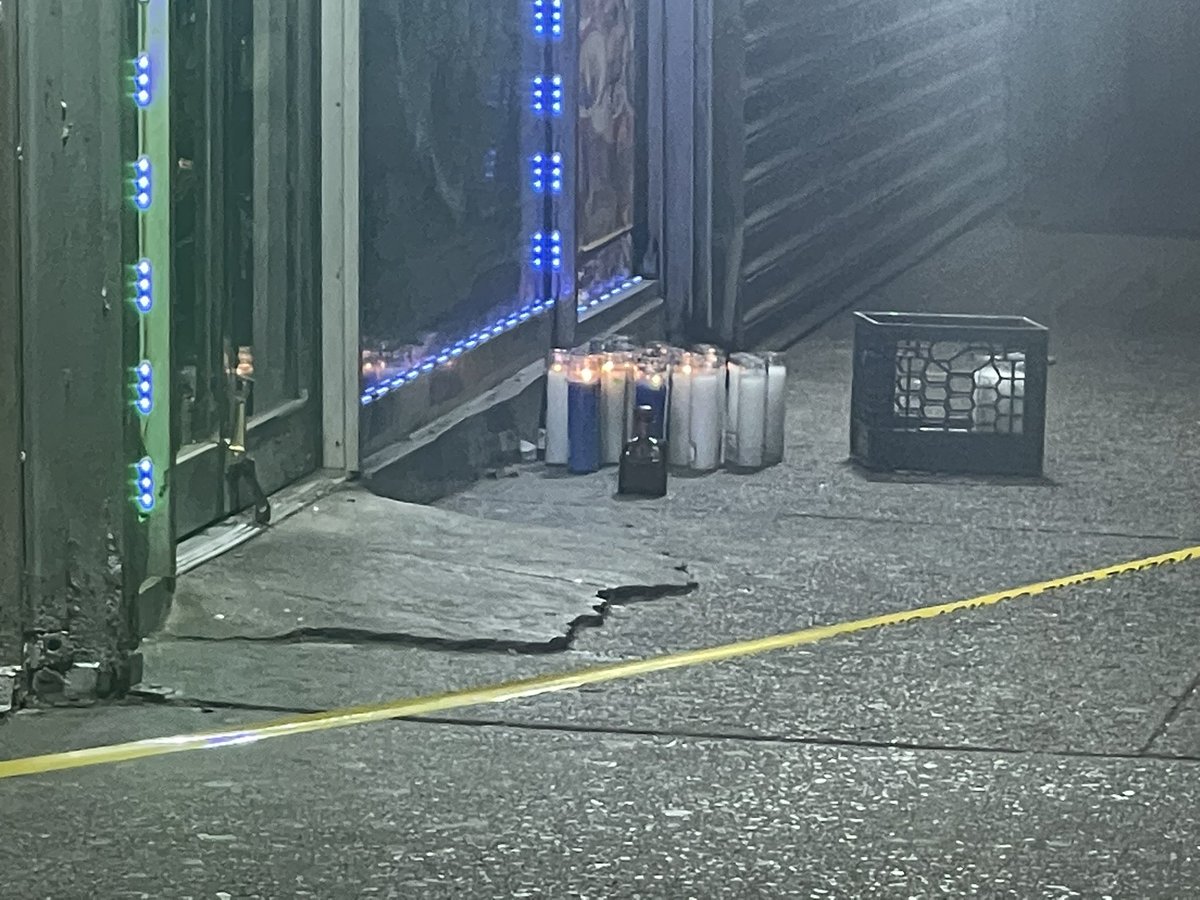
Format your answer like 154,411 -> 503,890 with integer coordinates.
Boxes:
634,378 -> 668,440
568,365 -> 601,474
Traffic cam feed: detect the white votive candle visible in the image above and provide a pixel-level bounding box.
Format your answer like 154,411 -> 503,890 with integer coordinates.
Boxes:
762,351 -> 787,466
689,355 -> 724,472
668,353 -> 695,468
730,352 -> 767,469
600,352 -> 630,465
545,349 -> 570,465
693,345 -> 727,455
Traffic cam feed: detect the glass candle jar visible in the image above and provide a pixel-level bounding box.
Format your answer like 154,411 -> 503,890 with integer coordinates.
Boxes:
760,351 -> 787,466
688,353 -> 725,472
634,357 -> 669,441
691,343 -> 726,364
727,352 -> 767,470
602,334 -> 637,353
599,352 -> 632,466
567,353 -> 602,474
545,349 -> 571,466
667,352 -> 696,468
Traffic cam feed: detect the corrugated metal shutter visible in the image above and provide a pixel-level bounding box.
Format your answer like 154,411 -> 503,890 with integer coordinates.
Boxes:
738,0 -> 1011,341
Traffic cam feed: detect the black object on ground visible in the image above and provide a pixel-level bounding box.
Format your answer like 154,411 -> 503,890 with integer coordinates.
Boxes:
619,405 -> 668,498
850,312 -> 1050,477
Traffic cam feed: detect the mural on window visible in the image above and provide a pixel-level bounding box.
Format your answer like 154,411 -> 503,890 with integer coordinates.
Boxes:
360,0 -> 537,396
576,0 -> 638,310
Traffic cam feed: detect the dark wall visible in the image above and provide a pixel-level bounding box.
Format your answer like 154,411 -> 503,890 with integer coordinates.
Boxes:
0,0 -> 23,663
715,0 -> 1012,346
17,0 -> 138,681
1127,1 -> 1200,151
1011,0 -> 1200,173
1008,0 -> 1132,181
1010,0 -> 1200,237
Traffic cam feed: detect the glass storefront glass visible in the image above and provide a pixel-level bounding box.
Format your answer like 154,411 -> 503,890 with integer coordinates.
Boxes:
358,0 -> 654,425
360,0 -> 539,395
171,0 -> 322,536
576,0 -> 640,310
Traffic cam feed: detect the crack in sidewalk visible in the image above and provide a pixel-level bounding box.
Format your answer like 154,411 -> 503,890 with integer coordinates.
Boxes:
140,694 -> 1200,766
168,579 -> 697,656
1138,666 -> 1200,755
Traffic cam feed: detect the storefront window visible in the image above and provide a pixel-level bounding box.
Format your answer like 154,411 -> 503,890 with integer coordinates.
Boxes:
360,0 -> 540,396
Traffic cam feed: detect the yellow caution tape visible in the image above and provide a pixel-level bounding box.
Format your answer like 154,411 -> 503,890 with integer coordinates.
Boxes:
1,543 -> 1197,782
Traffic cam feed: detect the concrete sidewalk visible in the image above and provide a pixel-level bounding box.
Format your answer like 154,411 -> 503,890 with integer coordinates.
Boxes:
3,214 -> 1200,897
129,216 -> 1200,752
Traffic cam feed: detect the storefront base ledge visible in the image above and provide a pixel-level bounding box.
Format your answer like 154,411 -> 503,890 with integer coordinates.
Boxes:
365,297 -> 665,506
174,471 -> 349,578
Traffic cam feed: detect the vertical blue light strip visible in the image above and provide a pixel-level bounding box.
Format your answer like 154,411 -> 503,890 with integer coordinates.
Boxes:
533,0 -> 564,39
133,155 -> 153,210
134,361 -> 154,416
133,259 -> 154,313
134,457 -> 156,514
133,52 -> 153,107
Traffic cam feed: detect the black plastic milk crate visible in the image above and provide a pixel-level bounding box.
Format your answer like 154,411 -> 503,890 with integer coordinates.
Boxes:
850,312 -> 1050,477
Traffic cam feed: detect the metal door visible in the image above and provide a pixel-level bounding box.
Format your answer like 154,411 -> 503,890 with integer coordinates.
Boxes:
706,0 -> 1011,348
172,0 -> 321,538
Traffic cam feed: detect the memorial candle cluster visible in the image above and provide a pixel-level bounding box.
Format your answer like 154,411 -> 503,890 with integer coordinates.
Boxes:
545,342 -> 788,476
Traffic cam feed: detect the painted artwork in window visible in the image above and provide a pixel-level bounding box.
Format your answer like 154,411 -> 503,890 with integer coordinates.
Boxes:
577,0 -> 638,309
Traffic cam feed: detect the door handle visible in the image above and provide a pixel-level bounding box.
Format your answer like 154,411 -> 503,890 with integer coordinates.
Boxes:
222,359 -> 271,526
227,451 -> 271,526
229,385 -> 248,454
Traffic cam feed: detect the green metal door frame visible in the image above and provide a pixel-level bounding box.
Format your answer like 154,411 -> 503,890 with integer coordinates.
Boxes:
0,0 -> 24,663
137,0 -> 174,585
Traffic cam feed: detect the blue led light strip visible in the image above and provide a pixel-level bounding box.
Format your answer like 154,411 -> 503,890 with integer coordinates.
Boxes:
531,152 -> 564,195
577,275 -> 645,317
531,75 -> 564,117
133,258 -> 153,312
132,155 -> 153,210
361,297 -> 559,406
530,230 -> 563,271
133,457 -> 156,514
128,0 -> 170,538
133,360 -> 154,415
133,52 -> 153,107
533,0 -> 564,39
